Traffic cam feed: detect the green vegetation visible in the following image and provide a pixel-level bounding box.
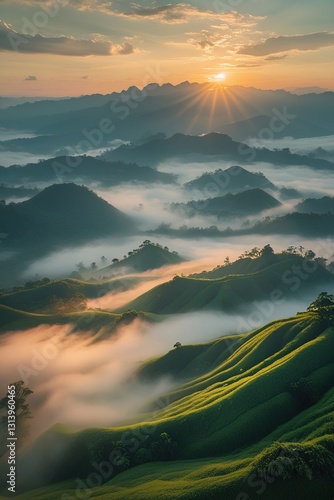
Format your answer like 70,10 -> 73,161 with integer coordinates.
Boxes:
0,381 -> 33,456
0,304 -> 153,336
5,309 -> 334,498
0,275 -> 152,314
97,241 -> 186,275
116,250 -> 334,314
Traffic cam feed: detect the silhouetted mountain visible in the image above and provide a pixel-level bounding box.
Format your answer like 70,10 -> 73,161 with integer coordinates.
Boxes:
0,156 -> 175,186
252,212 -> 334,236
101,132 -> 334,170
286,86 -> 331,95
170,189 -> 281,219
279,187 -> 303,200
295,196 -> 334,214
0,183 -> 134,250
184,166 -> 276,196
221,114 -> 331,142
1,82 -> 334,155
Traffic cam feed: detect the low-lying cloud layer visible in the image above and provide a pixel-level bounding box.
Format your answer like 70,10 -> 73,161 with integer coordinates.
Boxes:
0,299 -> 312,441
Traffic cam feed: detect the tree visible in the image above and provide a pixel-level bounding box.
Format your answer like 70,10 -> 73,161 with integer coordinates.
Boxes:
76,261 -> 86,272
112,258 -> 119,264
261,244 -> 274,258
0,381 -> 33,455
305,250 -> 316,260
307,292 -> 334,312
90,262 -> 97,270
149,433 -> 178,461
174,342 -> 182,349
101,256 -> 107,265
314,257 -> 327,268
224,256 -> 230,266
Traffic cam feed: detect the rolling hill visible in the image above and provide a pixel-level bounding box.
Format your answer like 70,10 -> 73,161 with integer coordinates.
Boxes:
170,188 -> 281,219
97,242 -> 186,276
116,252 -> 334,315
0,276 -> 149,314
184,165 -> 276,196
0,183 -> 135,250
0,303 -> 153,337
8,307 -> 334,498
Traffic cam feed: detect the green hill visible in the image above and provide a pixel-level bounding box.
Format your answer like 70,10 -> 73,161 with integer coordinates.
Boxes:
171,188 -> 281,219
0,276 -> 147,314
98,242 -> 186,276
0,183 -> 134,250
184,165 -> 276,196
0,303 -> 153,337
116,252 -> 334,315
8,308 -> 334,498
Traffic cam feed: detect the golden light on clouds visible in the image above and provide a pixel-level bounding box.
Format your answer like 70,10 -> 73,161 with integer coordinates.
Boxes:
209,72 -> 227,82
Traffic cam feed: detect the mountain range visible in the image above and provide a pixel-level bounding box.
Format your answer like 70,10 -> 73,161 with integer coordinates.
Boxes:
1,82 -> 334,156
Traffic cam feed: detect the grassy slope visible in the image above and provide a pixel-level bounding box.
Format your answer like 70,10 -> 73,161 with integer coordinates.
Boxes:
0,276 -> 149,313
6,312 -> 334,498
0,304 -> 157,336
99,244 -> 186,274
117,254 -> 334,314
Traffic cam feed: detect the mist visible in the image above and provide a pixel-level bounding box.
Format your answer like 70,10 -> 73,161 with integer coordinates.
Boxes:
0,294 -> 314,443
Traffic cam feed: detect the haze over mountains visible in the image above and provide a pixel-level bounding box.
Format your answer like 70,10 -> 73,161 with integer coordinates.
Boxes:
1,81 -> 334,500
1,82 -> 334,157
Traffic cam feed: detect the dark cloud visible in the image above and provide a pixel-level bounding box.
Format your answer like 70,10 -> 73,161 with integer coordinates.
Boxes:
265,54 -> 289,61
0,20 -> 135,56
239,31 -> 334,56
24,75 -> 37,80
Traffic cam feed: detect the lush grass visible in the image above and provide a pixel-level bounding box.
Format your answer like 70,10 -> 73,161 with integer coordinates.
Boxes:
0,276 -> 150,313
116,253 -> 334,314
3,311 -> 333,498
0,303 -> 153,336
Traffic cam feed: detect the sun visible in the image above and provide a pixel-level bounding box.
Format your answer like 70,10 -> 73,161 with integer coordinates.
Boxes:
210,72 -> 227,82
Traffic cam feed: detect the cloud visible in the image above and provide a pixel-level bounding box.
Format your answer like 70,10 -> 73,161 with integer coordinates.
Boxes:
239,31 -> 334,56
265,54 -> 289,61
24,75 -> 37,80
120,4 -> 263,25
0,20 -> 136,56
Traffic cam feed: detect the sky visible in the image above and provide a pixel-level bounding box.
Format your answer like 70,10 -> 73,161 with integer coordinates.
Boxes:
0,0 -> 334,96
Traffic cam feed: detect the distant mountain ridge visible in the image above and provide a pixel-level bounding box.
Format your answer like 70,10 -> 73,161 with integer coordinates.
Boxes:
0,156 -> 175,186
101,132 -> 334,171
1,82 -> 334,155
